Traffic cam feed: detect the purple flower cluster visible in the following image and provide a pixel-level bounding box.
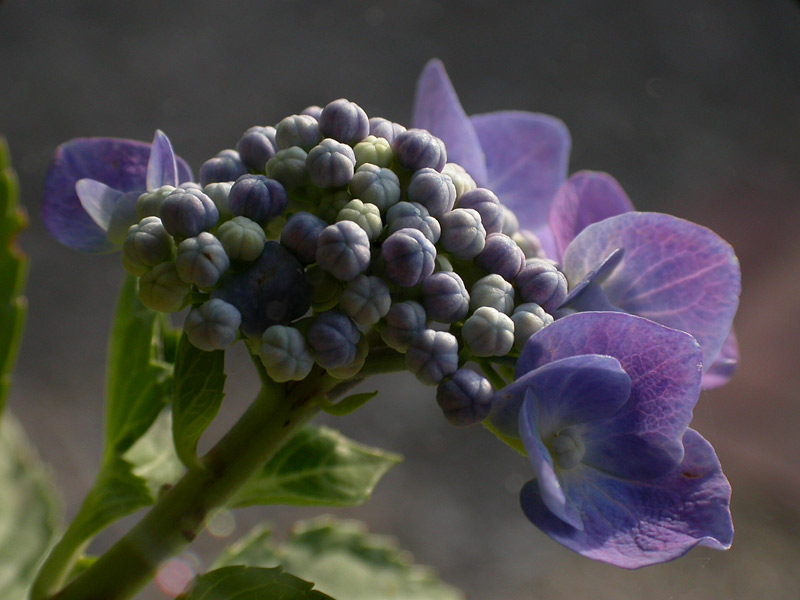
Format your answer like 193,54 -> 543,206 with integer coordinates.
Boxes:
41,59 -> 741,569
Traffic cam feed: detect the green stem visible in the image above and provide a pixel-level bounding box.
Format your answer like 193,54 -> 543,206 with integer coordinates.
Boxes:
50,369 -> 332,600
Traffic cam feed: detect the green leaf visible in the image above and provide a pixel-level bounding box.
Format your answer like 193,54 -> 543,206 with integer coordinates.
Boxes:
172,334 -> 226,469
123,409 -> 185,499
0,413 -> 61,599
0,136 -> 29,414
214,518 -> 463,600
104,275 -> 175,454
228,426 -> 401,508
179,566 -> 333,600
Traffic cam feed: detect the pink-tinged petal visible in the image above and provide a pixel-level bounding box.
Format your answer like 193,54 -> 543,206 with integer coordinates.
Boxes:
549,171 -> 634,262
517,312 -> 703,465
43,137 -> 194,252
519,391 -> 583,530
412,59 -> 487,185
562,213 -> 741,369
520,428 -> 733,568
701,329 -> 739,389
490,354 -> 630,439
75,178 -> 123,231
146,129 -> 179,190
470,111 -> 570,258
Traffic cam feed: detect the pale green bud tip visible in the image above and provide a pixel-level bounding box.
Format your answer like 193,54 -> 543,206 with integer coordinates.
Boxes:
258,325 -> 314,382
138,262 -> 191,313
462,306 -> 515,357
217,216 -> 267,262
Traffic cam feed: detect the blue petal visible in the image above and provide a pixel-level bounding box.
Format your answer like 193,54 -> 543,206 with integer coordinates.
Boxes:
43,136 -> 194,253
75,178 -> 123,232
490,354 -> 630,439
701,329 -> 738,390
412,59 -> 487,185
562,212 -> 741,369
470,111 -> 570,258
146,129 -> 179,190
517,312 -> 703,467
519,390 -> 583,530
549,171 -> 634,262
520,428 -> 732,568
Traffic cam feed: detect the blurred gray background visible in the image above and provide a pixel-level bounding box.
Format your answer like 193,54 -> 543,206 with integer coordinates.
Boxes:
2,1 -> 799,598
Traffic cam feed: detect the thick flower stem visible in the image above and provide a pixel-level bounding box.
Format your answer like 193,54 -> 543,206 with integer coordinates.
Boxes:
50,371 -> 330,600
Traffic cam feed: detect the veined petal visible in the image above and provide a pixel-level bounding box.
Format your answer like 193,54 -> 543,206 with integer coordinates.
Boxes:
490,354 -> 630,439
701,329 -> 738,390
562,212 -> 741,368
549,171 -> 634,262
412,59 -> 487,185
517,312 -> 703,466
75,178 -> 123,232
470,111 -> 570,258
519,391 -> 583,530
520,428 -> 732,568
42,136 -> 194,252
146,129 -> 179,190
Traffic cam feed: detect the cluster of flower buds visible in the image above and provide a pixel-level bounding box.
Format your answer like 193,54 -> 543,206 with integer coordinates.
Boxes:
119,98 -> 570,426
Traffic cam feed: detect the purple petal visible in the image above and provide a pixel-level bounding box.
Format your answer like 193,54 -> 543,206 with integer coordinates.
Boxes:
490,354 -> 630,439
43,136 -> 194,253
549,171 -> 634,262
520,428 -> 733,568
562,212 -> 741,368
412,59 -> 487,185
75,178 -> 123,232
562,247 -> 625,309
701,329 -> 738,390
519,390 -> 583,530
517,312 -> 703,465
470,111 -> 570,258
146,129 -> 179,190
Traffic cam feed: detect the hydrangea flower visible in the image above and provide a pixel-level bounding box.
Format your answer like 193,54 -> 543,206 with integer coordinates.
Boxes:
43,130 -> 193,252
414,60 -> 740,387
490,311 -> 733,567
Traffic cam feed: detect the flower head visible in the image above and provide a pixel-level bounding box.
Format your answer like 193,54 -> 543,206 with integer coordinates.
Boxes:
490,311 -> 733,567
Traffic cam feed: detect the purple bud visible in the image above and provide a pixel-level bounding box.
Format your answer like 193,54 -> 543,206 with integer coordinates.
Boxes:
228,175 -> 288,225
275,114 -> 323,150
281,211 -> 327,264
301,105 -> 323,119
392,129 -> 447,172
175,232 -> 230,289
385,202 -> 441,244
184,299 -> 241,351
368,117 -> 407,143
159,188 -> 219,238
306,138 -> 357,188
237,126 -> 277,172
421,271 -> 470,323
406,329 -> 459,385
379,301 -> 427,351
212,242 -> 310,338
516,258 -> 568,312
382,227 -> 437,287
319,98 -> 370,144
308,311 -> 360,369
436,369 -> 494,426
122,216 -> 174,276
457,188 -> 504,234
439,208 -> 486,260
316,221 -> 371,281
199,155 -> 248,186
475,233 -> 526,282
407,168 -> 456,217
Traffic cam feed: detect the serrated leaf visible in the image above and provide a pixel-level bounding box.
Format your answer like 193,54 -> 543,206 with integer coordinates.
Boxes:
172,334 -> 226,469
214,518 -> 463,600
123,409 -> 185,498
179,566 -> 333,600
229,426 -> 401,508
0,414 -> 61,599
0,137 -> 29,414
104,275 -> 175,454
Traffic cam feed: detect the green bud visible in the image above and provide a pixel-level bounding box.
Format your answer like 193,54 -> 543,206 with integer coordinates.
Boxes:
217,216 -> 267,262
336,199 -> 383,240
462,306 -> 515,357
265,146 -> 309,188
353,135 -> 393,168
136,185 -> 176,219
138,262 -> 191,313
259,325 -> 314,382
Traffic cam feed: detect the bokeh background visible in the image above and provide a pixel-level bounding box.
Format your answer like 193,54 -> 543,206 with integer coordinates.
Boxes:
2,1 -> 799,598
